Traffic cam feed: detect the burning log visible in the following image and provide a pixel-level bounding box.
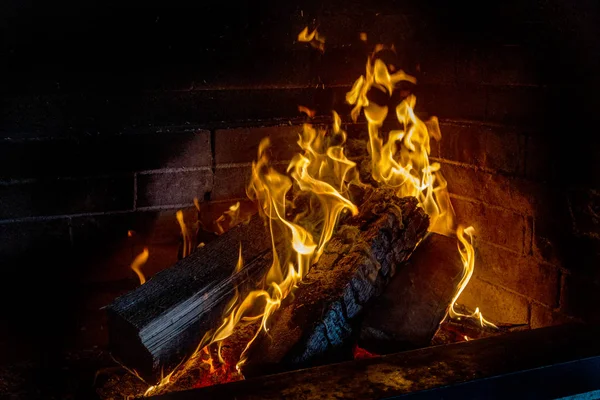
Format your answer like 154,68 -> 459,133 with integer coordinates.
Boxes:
243,189 -> 429,375
105,213 -> 273,382
358,233 -> 464,354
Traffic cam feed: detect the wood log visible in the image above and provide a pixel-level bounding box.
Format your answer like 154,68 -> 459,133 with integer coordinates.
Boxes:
358,233 -> 464,354
243,189 -> 429,376
105,213 -> 273,382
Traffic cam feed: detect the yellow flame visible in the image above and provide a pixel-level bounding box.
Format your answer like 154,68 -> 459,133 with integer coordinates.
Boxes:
176,210 -> 192,258
139,33 -> 496,392
143,366 -> 177,397
359,32 -> 367,42
447,226 -> 497,328
216,201 -> 242,235
130,247 -> 149,285
297,26 -> 325,52
345,45 -> 492,325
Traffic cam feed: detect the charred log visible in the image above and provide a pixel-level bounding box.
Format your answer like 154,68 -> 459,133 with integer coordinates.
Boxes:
105,214 -> 272,382
243,190 -> 429,376
358,233 -> 464,354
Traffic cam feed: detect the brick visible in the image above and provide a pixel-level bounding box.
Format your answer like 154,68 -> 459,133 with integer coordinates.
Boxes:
530,304 -> 578,329
439,121 -> 525,174
136,169 -> 213,208
419,44 -> 457,85
0,175 -> 134,220
456,44 -> 539,86
524,134 -> 553,181
474,242 -> 560,306
568,189 -> 600,237
441,163 -> 538,214
486,86 -> 546,124
455,46 -> 485,84
483,45 -> 540,86
416,84 -> 487,121
70,209 -> 192,249
558,234 -> 600,277
0,89 -> 317,138
561,274 -> 600,324
457,277 -> 529,325
0,129 -> 211,179
211,165 -> 252,201
451,196 -> 526,253
215,125 -> 301,164
0,219 -> 71,260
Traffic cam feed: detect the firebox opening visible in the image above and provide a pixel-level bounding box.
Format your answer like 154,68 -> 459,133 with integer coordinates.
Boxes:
1,1 -> 600,399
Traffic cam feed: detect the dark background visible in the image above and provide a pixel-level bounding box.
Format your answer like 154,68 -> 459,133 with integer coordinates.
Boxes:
0,1 -> 599,398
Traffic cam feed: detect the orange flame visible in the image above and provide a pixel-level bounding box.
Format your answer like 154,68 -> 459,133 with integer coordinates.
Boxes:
176,210 -> 192,258
297,26 -> 325,52
139,30 -> 496,393
298,105 -> 316,118
215,201 -> 242,235
345,45 -> 491,326
130,247 -> 149,285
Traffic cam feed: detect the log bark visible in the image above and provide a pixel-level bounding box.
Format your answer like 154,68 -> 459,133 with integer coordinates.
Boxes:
105,214 -> 273,382
243,189 -> 429,376
358,233 -> 464,354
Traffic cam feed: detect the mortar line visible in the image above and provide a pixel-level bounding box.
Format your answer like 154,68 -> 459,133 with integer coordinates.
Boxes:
475,276 -> 559,309
448,192 -> 530,217
206,128 -> 217,202
133,172 -> 138,211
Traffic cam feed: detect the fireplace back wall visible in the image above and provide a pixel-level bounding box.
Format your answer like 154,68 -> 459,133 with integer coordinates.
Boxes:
1,0 -> 599,364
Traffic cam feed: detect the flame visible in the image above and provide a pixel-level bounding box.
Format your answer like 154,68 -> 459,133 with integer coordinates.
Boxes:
298,105 -> 316,118
447,226 -> 497,328
137,31 -> 497,393
215,201 -> 243,235
176,210 -> 192,258
130,247 -> 149,285
297,26 -> 325,52
345,45 -> 492,327
192,109 -> 360,373
359,32 -> 368,42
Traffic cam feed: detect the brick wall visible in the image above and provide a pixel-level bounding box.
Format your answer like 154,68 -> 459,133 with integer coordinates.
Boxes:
1,0 -> 598,332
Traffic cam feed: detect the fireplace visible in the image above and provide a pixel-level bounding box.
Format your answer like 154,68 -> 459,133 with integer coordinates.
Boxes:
1,1 -> 599,399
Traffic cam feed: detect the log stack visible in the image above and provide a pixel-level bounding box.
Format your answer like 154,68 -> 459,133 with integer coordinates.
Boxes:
105,188 -> 429,383
243,189 -> 429,375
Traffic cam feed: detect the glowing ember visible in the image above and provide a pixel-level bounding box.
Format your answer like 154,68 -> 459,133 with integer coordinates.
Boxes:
353,344 -> 378,360
130,247 -> 149,285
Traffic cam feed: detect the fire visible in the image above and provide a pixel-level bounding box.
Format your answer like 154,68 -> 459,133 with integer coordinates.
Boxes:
448,226 -> 497,328
138,28 -> 495,394
345,45 -> 491,326
176,210 -> 192,258
215,201 -> 243,235
298,105 -> 316,118
297,26 -> 325,52
130,247 -> 149,285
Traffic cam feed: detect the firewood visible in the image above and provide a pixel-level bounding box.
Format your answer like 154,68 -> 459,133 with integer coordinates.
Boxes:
358,233 -> 464,354
105,187 -> 428,384
105,214 -> 272,382
243,189 -> 429,376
